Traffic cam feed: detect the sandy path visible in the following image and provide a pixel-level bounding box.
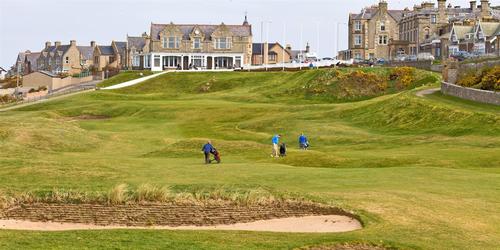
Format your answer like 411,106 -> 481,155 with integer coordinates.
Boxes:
0,215 -> 361,233
415,88 -> 440,97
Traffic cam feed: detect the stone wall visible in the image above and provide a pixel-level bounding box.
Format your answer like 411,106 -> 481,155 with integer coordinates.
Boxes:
441,82 -> 500,105
0,202 -> 357,227
387,60 -> 440,72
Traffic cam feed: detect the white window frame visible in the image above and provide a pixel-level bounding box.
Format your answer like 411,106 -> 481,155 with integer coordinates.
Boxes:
215,37 -> 231,49
380,21 -> 386,31
193,37 -> 202,49
354,35 -> 362,46
354,21 -> 362,31
154,55 -> 160,67
132,55 -> 141,67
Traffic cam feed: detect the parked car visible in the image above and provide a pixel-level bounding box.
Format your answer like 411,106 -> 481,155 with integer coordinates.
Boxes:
395,55 -> 407,62
417,53 -> 435,61
376,58 -> 387,65
406,55 -> 418,61
450,51 -> 472,61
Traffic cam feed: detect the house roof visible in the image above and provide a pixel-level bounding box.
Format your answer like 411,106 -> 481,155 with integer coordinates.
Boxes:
479,22 -> 500,37
98,46 -> 115,56
114,41 -> 127,54
25,52 -> 40,71
151,23 -> 252,41
350,7 -> 404,22
452,25 -> 475,40
77,46 -> 94,60
251,43 -> 285,55
127,36 -> 146,50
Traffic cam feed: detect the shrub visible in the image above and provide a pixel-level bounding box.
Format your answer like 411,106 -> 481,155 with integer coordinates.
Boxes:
390,67 -> 416,89
478,66 -> 500,91
0,94 -> 17,104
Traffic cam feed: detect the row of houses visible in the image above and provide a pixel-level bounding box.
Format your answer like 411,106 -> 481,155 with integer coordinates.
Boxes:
341,0 -> 500,60
9,16 -> 314,76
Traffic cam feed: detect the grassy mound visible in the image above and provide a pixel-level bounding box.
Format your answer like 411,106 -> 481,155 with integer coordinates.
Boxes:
97,70 -> 154,88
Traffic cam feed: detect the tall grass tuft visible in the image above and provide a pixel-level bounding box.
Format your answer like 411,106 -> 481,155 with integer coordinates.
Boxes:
108,184 -> 129,205
134,184 -> 172,203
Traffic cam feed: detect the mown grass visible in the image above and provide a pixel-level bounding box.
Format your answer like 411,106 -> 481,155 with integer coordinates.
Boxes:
0,69 -> 499,249
97,70 -> 154,88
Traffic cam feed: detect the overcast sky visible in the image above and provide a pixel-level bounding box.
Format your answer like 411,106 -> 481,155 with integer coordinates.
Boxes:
0,0 -> 480,68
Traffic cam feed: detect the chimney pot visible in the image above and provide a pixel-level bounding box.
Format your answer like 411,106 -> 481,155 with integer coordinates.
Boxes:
45,41 -> 51,49
70,40 -> 76,46
55,41 -> 61,47
90,41 -> 96,47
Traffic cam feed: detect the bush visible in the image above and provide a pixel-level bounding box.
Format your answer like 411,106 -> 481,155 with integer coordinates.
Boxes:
390,67 -> 416,89
457,66 -> 500,91
0,94 -> 17,104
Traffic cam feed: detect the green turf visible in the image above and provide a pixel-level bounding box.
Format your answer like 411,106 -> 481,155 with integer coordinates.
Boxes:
0,69 -> 499,249
97,70 -> 154,88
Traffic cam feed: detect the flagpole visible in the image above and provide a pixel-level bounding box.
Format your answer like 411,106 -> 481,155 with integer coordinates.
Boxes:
300,24 -> 303,70
283,22 -> 286,71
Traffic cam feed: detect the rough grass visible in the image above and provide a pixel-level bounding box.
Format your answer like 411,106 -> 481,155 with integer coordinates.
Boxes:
0,69 -> 499,249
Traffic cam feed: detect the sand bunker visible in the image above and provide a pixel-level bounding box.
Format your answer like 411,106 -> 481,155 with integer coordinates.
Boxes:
0,215 -> 361,232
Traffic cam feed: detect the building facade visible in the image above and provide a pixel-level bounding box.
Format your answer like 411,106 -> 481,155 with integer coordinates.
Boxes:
147,18 -> 252,71
93,41 -> 127,71
127,34 -> 150,70
251,42 -> 292,65
37,40 -> 94,75
348,1 -> 403,60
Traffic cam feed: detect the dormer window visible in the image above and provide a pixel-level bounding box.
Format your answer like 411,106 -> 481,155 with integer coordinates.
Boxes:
163,36 -> 180,49
215,37 -> 231,49
193,37 -> 201,49
380,22 -> 386,31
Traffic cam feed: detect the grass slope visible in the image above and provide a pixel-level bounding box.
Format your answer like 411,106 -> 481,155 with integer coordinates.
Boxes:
0,69 -> 499,249
97,70 -> 154,88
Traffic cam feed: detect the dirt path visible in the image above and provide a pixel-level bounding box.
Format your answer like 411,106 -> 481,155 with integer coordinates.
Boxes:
416,88 -> 440,97
0,215 -> 361,232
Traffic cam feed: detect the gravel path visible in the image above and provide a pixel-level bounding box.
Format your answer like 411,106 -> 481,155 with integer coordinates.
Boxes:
416,88 -> 440,97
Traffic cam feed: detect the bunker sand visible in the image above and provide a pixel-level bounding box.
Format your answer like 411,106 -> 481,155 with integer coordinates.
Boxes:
0,215 -> 361,233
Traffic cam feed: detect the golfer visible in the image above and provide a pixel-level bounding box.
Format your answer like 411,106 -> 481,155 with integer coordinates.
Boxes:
202,141 -> 214,164
271,134 -> 281,157
299,133 -> 309,150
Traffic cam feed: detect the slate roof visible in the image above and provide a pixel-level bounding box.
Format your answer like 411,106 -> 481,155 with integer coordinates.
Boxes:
25,52 -> 40,71
151,23 -> 252,41
98,46 -> 115,55
127,36 -> 146,50
77,46 -> 94,60
114,41 -> 127,54
350,7 -> 404,22
251,43 -> 285,55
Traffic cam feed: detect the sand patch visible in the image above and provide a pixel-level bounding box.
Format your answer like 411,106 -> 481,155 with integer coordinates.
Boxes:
0,215 -> 361,232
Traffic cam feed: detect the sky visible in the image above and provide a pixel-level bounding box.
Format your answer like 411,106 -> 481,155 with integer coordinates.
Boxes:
0,0 -> 482,68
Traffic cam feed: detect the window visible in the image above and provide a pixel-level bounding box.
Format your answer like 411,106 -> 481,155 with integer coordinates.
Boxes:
163,36 -> 180,48
354,35 -> 362,46
269,53 -> 277,61
215,37 -> 231,49
380,21 -> 386,31
425,29 -> 430,40
193,38 -> 201,49
354,52 -> 362,59
65,57 -> 69,63
354,21 -> 362,31
431,15 -> 437,24
378,35 -> 388,45
132,56 -> 140,67
144,55 -> 151,68
154,55 -> 160,67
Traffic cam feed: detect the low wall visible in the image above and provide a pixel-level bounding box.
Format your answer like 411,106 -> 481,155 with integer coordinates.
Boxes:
387,60 -> 439,72
441,81 -> 500,105
1,202 -> 355,227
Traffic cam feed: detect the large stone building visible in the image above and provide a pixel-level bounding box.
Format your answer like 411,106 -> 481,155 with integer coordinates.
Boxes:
147,17 -> 252,71
347,1 -> 404,60
127,34 -> 150,70
37,40 -> 96,75
343,0 -> 500,60
93,41 -> 127,71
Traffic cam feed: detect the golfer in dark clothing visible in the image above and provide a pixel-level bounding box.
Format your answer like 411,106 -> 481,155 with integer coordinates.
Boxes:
202,141 -> 214,164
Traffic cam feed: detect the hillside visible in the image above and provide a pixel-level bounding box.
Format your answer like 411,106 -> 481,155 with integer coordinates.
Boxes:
0,69 -> 499,249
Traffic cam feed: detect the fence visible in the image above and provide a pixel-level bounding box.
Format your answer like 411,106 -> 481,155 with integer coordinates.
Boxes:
441,81 -> 500,105
0,85 -> 95,110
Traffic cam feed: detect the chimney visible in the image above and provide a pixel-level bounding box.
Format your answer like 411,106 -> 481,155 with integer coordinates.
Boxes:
45,41 -> 51,49
423,2 -> 435,9
70,40 -> 76,46
414,4 -> 422,11
55,41 -> 61,47
142,32 -> 148,38
470,1 -> 477,11
481,0 -> 490,19
437,0 -> 447,24
379,0 -> 388,14
90,41 -> 96,48
286,44 -> 292,50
